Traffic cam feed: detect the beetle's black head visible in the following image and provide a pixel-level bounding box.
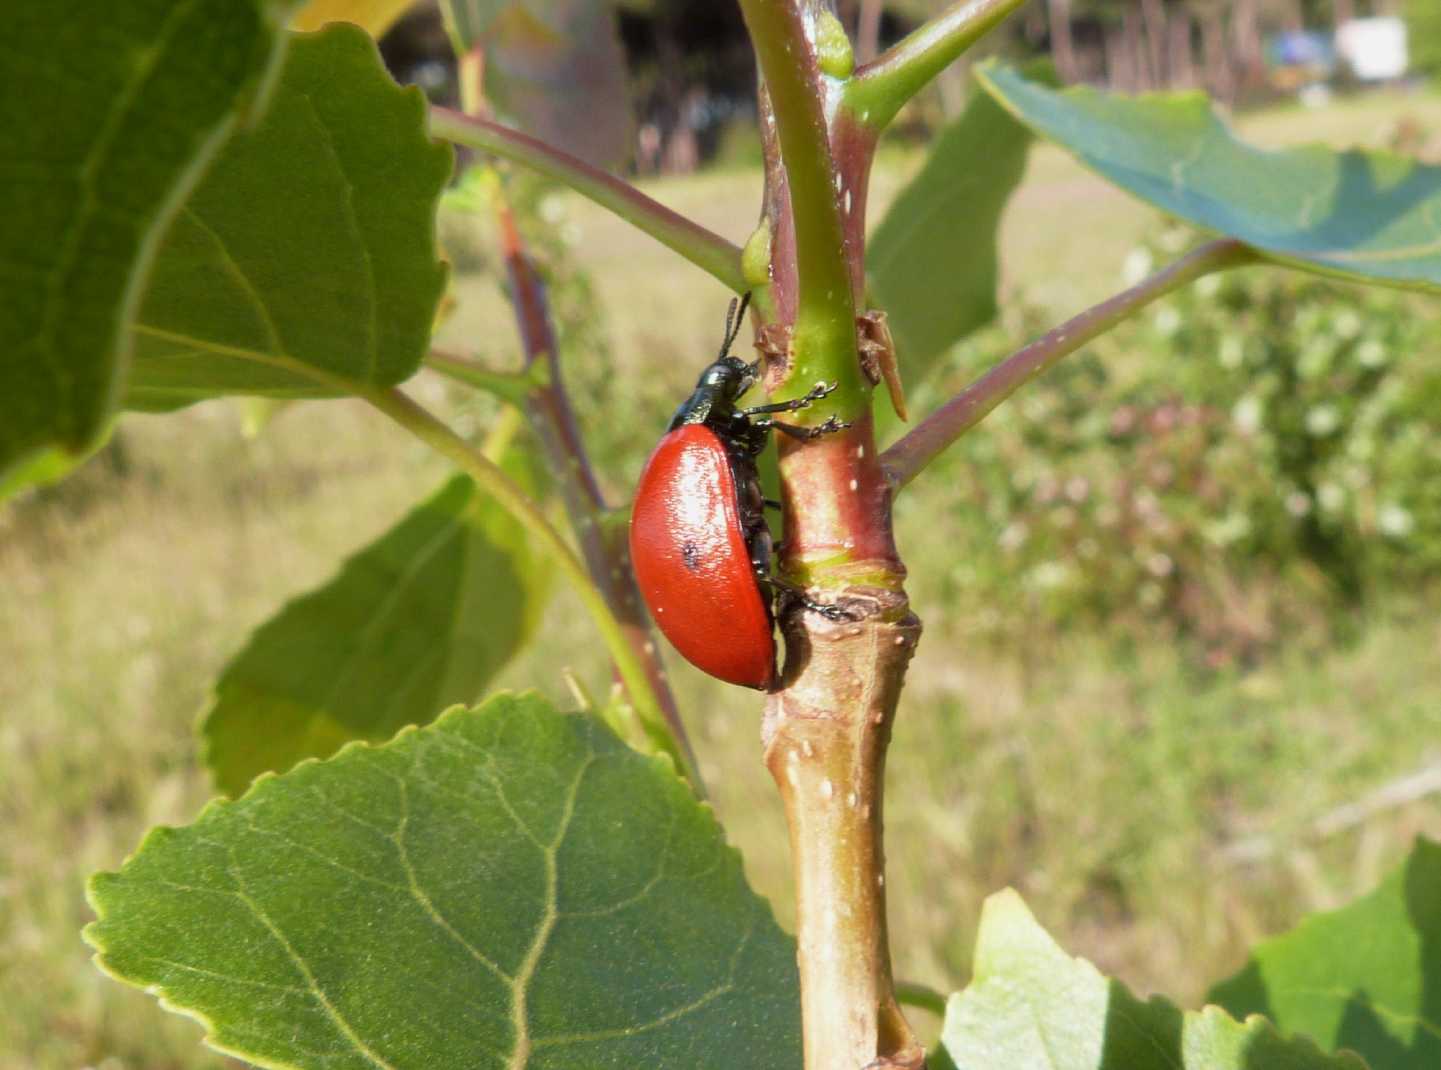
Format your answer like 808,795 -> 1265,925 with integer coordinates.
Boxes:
697,355 -> 755,398
670,355 -> 756,428
668,294 -> 757,429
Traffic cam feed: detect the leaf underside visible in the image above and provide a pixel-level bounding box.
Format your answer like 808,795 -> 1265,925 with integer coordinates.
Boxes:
0,0 -> 291,474
1210,836 -> 1441,1070
201,468 -> 552,798
88,694 -> 802,1070
978,64 -> 1441,293
939,890 -> 1367,1070
126,24 -> 452,411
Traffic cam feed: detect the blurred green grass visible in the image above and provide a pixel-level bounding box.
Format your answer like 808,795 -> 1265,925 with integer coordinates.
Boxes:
6,89 -> 1441,1068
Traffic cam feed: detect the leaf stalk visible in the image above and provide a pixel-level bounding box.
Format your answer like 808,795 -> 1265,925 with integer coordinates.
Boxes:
846,0 -> 1030,130
428,108 -> 747,293
358,386 -> 702,789
881,238 -> 1258,489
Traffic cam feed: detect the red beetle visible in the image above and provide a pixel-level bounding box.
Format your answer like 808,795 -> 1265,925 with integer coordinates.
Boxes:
629,297 -> 849,689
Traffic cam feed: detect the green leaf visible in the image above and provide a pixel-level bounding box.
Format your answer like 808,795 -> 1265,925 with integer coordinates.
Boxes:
441,0 -> 632,167
938,890 -> 1366,1070
977,64 -> 1441,292
88,693 -> 801,1069
0,426 -> 111,504
1210,836 -> 1441,1070
867,70 -> 1039,377
125,25 -> 452,411
201,467 -> 551,797
0,0 -> 293,475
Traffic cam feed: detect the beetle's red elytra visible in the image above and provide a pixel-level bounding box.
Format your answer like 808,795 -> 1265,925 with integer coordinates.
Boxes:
628,296 -> 853,690
630,424 -> 777,688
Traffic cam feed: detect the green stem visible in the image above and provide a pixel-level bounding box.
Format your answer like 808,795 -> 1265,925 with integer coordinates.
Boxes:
358,385 -> 703,789
426,350 -> 539,405
428,108 -> 746,293
845,0 -> 1028,130
735,0 -> 859,407
881,238 -> 1258,490
895,981 -> 948,1018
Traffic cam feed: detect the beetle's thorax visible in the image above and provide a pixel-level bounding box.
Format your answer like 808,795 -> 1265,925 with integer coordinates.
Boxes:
669,356 -> 754,430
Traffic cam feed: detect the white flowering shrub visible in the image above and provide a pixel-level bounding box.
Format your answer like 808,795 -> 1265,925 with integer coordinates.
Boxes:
918,222 -> 1441,665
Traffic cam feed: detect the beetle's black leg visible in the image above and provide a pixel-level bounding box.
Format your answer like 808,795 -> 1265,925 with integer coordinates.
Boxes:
763,498 -> 782,510
737,380 -> 836,417
766,415 -> 850,441
772,579 -> 856,621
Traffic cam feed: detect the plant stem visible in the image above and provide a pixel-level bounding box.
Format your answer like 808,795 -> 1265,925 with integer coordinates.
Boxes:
765,602 -> 925,1070
426,349 -> 537,405
490,190 -> 703,796
742,4 -> 922,1069
448,46 -> 702,792
895,980 -> 948,1018
736,0 -> 860,407
358,386 -> 703,789
845,0 -> 1029,130
881,238 -> 1257,490
428,108 -> 746,293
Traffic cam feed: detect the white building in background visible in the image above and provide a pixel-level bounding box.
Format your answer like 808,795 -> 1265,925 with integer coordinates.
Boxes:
1336,17 -> 1409,81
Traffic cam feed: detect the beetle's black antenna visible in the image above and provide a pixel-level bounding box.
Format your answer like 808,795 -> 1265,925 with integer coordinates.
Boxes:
719,292 -> 752,359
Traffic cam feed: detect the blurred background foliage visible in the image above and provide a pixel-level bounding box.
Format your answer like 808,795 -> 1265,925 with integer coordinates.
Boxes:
924,223 -> 1441,667
6,3 -> 1441,1068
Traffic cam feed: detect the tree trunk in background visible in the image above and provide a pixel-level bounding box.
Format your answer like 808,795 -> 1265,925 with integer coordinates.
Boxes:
654,26 -> 700,175
1024,3 -> 1048,47
1201,4 -> 1234,105
1047,0 -> 1080,82
1123,6 -> 1150,88
1105,21 -> 1130,90
855,0 -> 882,64
1168,9 -> 1196,87
1140,0 -> 1169,87
1231,0 -> 1264,93
1334,0 -> 1355,28
1277,0 -> 1305,33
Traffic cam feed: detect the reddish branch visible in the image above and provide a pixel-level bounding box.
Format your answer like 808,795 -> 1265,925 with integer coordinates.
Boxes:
458,48 -> 701,789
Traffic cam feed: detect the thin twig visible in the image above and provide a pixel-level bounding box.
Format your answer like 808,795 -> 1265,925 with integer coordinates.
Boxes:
425,350 -> 536,404
446,47 -> 702,793
847,0 -> 1029,130
1221,762 -> 1441,866
359,386 -> 703,790
881,238 -> 1258,490
491,195 -> 703,792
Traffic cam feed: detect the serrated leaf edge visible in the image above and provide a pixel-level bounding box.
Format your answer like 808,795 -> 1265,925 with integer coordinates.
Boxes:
952,889 -> 1374,1070
85,692 -> 792,1068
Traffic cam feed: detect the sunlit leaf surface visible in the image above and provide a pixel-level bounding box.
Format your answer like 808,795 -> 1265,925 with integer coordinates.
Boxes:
89,694 -> 802,1069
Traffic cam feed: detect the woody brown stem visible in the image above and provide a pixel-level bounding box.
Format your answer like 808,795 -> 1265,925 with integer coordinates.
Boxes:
765,593 -> 923,1070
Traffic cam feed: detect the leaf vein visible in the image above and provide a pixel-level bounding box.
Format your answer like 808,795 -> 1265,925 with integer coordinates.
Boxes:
392,779 -> 515,985
180,207 -> 287,354
296,92 -> 380,382
226,855 -> 400,1070
33,0 -> 203,438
